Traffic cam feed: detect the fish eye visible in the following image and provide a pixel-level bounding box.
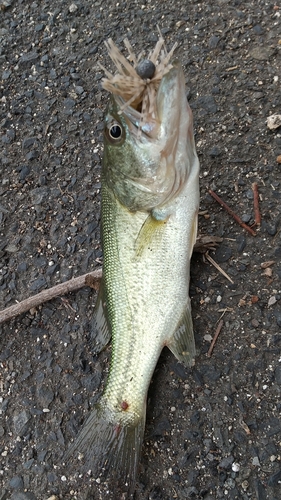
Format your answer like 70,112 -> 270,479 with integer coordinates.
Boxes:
107,122 -> 123,142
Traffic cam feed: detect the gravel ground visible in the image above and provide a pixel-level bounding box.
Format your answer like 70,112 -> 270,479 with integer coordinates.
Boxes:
1,1 -> 281,499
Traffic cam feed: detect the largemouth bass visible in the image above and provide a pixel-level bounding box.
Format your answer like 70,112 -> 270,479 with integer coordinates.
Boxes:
65,43 -> 200,498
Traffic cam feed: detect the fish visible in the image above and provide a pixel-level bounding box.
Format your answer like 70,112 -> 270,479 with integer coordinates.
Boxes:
65,38 -> 200,498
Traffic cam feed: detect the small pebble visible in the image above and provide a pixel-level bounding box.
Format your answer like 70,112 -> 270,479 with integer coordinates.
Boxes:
252,456 -> 260,466
204,334 -> 212,342
2,69 -> 11,80
232,462 -> 240,472
267,114 -> 281,130
209,146 -> 220,157
69,3 -> 78,13
215,244 -> 232,263
9,475 -> 24,489
242,481 -> 249,490
13,410 -> 30,436
236,234 -> 246,253
75,85 -> 84,95
268,296 -> 277,307
274,366 -> 281,385
267,469 -> 281,486
266,224 -> 277,236
208,35 -> 219,49
253,24 -> 263,35
241,213 -> 252,223
246,189 -> 254,200
219,456 -> 234,469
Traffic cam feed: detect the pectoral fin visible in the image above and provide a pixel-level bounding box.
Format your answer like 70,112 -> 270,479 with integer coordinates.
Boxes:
135,213 -> 168,257
167,305 -> 196,367
89,280 -> 111,354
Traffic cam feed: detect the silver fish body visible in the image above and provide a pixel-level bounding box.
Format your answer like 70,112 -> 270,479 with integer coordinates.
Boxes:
65,61 -> 200,498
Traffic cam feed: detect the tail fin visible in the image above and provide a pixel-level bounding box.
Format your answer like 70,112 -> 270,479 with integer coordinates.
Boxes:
64,402 -> 146,498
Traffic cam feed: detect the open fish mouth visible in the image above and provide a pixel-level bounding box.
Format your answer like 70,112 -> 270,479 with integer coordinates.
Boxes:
116,61 -> 186,143
115,96 -> 160,139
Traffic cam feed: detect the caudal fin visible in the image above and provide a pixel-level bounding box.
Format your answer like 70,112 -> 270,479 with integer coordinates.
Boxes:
64,402 -> 146,498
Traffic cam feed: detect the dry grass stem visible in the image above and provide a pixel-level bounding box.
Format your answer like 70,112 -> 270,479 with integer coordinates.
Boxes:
205,252 -> 234,284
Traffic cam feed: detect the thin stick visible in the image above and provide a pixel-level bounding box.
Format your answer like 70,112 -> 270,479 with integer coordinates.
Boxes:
207,319 -> 224,357
208,189 -> 256,236
252,182 -> 261,225
0,269 -> 102,325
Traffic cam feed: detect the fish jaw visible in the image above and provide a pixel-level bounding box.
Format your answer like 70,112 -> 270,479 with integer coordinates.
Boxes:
153,60 -> 198,213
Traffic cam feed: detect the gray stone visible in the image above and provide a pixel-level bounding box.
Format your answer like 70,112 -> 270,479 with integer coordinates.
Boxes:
13,410 -> 31,436
267,469 -> 281,487
9,476 -> 24,489
275,365 -> 281,385
218,455 -> 234,469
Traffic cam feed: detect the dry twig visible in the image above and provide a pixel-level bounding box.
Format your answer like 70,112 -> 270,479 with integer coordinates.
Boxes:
207,319 -> 224,357
252,182 -> 261,225
0,269 -> 102,325
208,189 -> 256,237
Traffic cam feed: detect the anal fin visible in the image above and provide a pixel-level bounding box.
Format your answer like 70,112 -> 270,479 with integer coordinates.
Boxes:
189,211 -> 198,260
89,280 -> 111,355
167,305 -> 196,367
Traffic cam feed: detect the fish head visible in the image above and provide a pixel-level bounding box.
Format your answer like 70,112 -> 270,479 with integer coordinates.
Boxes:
103,61 -> 199,213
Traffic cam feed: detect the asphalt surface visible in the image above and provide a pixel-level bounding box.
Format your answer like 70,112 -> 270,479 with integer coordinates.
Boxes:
0,1 -> 281,499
